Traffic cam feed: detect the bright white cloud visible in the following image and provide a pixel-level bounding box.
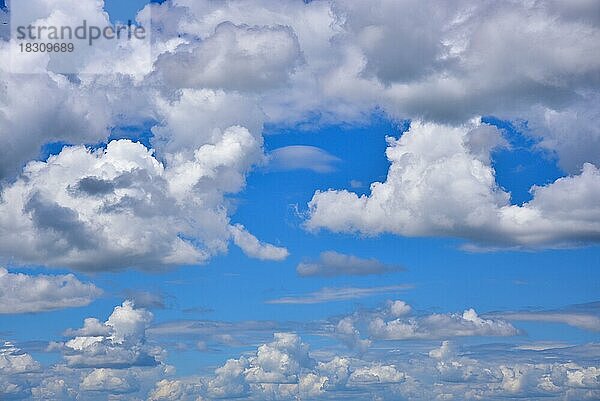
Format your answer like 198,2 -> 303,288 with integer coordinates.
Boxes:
0,133 -> 285,270
0,268 -> 101,313
142,332 -> 600,401
388,300 -> 412,318
229,224 -> 289,261
195,332 -> 407,400
306,120 -> 600,249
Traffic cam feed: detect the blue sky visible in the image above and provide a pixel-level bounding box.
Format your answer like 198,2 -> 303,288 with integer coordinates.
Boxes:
4,113 -> 599,381
0,1 -> 599,400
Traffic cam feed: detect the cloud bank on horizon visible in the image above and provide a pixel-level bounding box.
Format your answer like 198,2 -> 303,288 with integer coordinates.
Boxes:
2,298 -> 599,400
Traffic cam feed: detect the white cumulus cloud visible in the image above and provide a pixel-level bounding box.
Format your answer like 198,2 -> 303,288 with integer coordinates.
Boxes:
0,268 -> 101,313
306,120 -> 600,249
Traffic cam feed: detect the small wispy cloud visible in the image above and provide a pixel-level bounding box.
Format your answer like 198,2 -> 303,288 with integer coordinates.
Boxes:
266,145 -> 340,173
498,312 -> 600,331
297,251 -> 404,277
492,302 -> 600,331
266,284 -> 413,304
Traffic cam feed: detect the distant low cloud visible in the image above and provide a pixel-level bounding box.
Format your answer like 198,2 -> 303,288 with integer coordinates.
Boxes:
297,251 -> 403,277
368,308 -> 519,340
266,284 -> 412,304
494,302 -> 600,332
1,300 -> 598,401
0,268 -> 101,314
334,300 -> 518,349
267,146 -> 341,173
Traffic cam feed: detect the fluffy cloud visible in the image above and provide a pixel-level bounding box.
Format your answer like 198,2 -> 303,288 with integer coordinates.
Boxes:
333,300 -> 518,347
306,120 -> 600,249
147,379 -> 203,401
155,22 -> 302,91
0,59 -> 112,179
176,332 -> 407,400
419,341 -> 600,400
80,368 -> 139,394
150,88 -> 264,156
348,364 -> 405,385
0,341 -> 40,375
328,0 -> 600,123
145,333 -> 600,401
0,268 -> 101,313
161,0 -> 600,127
297,251 -> 403,277
62,300 -> 160,369
0,301 -> 177,399
0,140 -> 207,270
0,342 -> 40,400
0,135 -> 285,270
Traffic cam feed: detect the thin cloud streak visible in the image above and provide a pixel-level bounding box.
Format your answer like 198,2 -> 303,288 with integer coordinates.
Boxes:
266,284 -> 413,305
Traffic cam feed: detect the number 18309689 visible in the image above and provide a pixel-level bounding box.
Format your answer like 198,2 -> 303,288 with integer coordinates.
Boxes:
19,42 -> 75,52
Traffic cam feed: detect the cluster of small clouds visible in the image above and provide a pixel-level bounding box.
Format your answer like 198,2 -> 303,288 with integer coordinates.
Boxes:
0,0 -> 599,271
1,300 -> 173,400
146,336 -> 600,401
140,333 -> 600,401
1,299 -> 599,400
333,300 -> 519,352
